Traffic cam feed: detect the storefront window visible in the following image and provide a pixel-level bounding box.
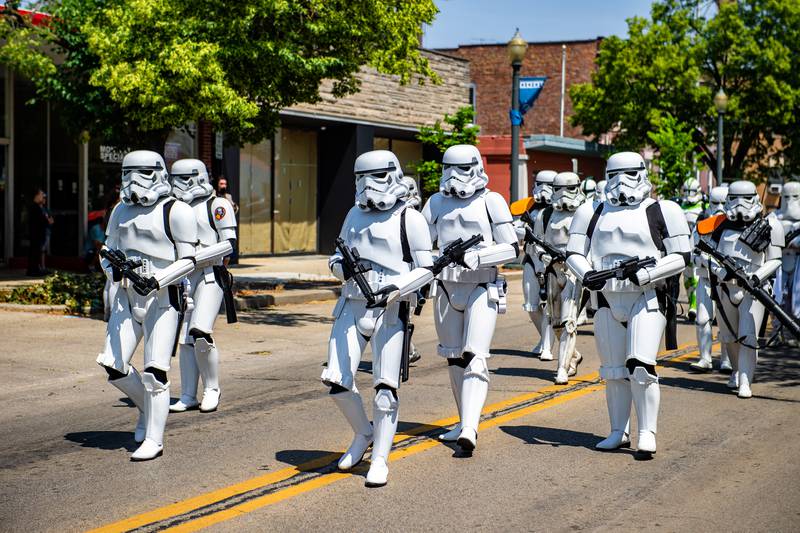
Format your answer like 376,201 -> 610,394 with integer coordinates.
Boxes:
48,105 -> 79,256
238,139 -> 273,254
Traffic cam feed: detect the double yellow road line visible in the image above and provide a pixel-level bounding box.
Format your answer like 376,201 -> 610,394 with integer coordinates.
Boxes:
89,342 -> 706,533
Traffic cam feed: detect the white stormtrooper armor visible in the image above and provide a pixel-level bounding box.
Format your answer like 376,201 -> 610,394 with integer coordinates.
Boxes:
515,170 -> 557,360
169,159 -> 237,415
680,178 -> 704,321
323,150 -> 435,487
97,150 -> 199,461
775,181 -> 800,323
534,172 -> 586,384
401,176 -> 422,209
701,181 -> 784,398
691,186 -> 731,371
595,180 -> 608,202
566,151 -> 691,456
581,178 -> 597,201
422,144 -> 518,453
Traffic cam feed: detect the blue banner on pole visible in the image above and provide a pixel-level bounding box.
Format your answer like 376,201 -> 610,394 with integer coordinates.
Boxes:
519,76 -> 547,116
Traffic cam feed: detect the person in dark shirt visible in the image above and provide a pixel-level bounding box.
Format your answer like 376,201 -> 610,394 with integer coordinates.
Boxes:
27,187 -> 54,276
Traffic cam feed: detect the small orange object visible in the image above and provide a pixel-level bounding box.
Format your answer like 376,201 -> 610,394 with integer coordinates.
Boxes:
510,197 -> 534,216
697,213 -> 726,235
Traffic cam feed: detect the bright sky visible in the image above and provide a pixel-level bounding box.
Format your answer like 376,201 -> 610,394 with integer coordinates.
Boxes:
423,0 -> 655,48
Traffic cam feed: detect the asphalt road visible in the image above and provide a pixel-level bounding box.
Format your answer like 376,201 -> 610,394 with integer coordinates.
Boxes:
1,290 -> 798,533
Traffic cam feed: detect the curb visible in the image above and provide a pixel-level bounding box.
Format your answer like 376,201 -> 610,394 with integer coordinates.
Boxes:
0,302 -> 68,314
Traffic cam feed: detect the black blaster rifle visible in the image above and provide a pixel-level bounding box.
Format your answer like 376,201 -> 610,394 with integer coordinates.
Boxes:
582,256 -> 658,290
696,239 -> 800,339
524,227 -> 567,264
100,248 -> 159,296
430,234 -> 485,275
335,237 -> 379,307
213,265 -> 238,324
786,227 -> 800,246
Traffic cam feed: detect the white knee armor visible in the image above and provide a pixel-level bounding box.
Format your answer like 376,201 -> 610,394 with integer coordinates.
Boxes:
422,144 -> 518,452
566,151 -> 691,455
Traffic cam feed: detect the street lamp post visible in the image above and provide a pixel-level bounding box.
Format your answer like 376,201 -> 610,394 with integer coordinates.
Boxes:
507,29 -> 527,202
713,88 -> 728,186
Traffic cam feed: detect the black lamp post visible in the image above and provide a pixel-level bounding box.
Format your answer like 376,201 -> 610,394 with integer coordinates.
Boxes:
713,88 -> 728,186
507,29 -> 527,202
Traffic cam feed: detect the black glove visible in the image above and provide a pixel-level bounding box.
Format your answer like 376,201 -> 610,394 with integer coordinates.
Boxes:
133,277 -> 160,296
582,271 -> 606,291
626,269 -> 642,286
367,284 -> 398,309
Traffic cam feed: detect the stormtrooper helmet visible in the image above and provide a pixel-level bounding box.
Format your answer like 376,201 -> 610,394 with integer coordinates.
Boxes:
440,144 -> 488,199
605,151 -> 651,206
532,170 -> 556,204
354,150 -> 408,211
596,180 -> 607,201
580,178 -> 597,200
170,159 -> 214,203
725,180 -> 762,222
707,185 -> 728,216
681,178 -> 703,205
120,150 -> 171,206
552,172 -> 586,211
401,176 -> 421,209
778,181 -> 800,221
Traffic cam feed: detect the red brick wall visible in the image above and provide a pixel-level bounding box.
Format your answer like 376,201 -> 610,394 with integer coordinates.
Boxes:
198,121 -> 214,173
440,39 -> 601,138
526,150 -> 606,183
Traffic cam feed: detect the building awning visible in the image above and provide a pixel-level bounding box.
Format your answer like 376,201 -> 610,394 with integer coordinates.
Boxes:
524,134 -> 609,156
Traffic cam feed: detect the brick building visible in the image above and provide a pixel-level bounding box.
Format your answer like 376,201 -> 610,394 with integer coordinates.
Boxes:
439,39 -> 609,196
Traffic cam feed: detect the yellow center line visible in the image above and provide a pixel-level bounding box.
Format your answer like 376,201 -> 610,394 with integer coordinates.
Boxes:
89,342 -> 707,533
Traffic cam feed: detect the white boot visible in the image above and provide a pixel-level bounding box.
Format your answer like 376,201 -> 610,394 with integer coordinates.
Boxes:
719,344 -> 733,372
691,323 -> 714,371
568,351 -> 583,377
331,390 -> 373,471
366,388 -> 398,487
596,379 -> 631,450
539,322 -> 555,361
132,373 -> 170,461
528,310 -> 545,356
457,374 -> 488,452
555,330 -> 574,384
737,348 -> 757,399
109,367 -> 147,443
439,364 -> 464,442
555,367 -> 569,385
629,367 -> 659,456
195,338 -> 221,412
170,344 -> 199,412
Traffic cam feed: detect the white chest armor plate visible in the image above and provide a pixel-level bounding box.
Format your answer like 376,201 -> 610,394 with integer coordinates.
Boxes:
716,228 -> 764,275
590,203 -> 663,292
114,200 -> 176,268
545,209 -> 574,251
192,198 -> 220,247
343,206 -> 412,278
434,193 -> 494,249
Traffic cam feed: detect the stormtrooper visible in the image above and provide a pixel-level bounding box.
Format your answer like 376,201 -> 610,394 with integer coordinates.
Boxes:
168,159 -> 237,414
515,170 -> 556,360
323,150 -> 437,487
680,178 -> 705,321
691,186 -> 732,371
533,172 -> 587,384
422,144 -> 518,452
595,180 -> 608,202
774,181 -> 800,334
580,177 -> 597,202
400,175 -> 423,363
97,150 -> 201,461
698,181 -> 784,398
566,151 -> 691,456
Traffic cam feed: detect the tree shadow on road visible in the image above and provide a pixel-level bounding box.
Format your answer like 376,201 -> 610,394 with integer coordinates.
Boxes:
237,311 -> 333,327
490,348 -> 537,358
64,431 -> 138,452
500,425 -> 631,455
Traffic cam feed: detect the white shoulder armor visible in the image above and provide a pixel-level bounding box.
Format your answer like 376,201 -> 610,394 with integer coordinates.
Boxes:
405,208 -> 434,267
484,191 -> 513,224
211,196 -> 237,242
767,212 -> 786,247
660,200 -> 691,237
565,201 -> 596,257
169,200 -> 198,259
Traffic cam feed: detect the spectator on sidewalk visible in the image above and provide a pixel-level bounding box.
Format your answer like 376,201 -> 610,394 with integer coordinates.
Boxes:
216,177 -> 239,214
27,187 -> 54,276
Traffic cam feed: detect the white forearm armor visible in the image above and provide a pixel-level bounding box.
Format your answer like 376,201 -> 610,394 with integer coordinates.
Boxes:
194,239 -> 233,268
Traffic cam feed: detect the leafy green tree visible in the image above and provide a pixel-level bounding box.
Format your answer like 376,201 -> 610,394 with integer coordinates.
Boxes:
415,106 -> 480,196
1,0 -> 439,146
647,113 -> 702,198
570,0 -> 800,182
